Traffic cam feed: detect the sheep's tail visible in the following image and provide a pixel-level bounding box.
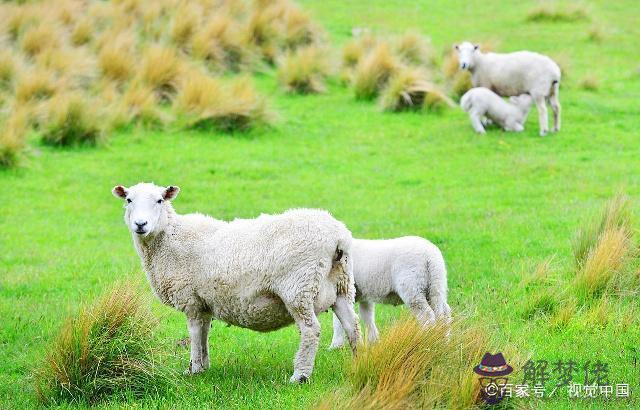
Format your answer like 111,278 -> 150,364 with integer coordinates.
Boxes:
426,247 -> 451,322
550,79 -> 560,97
334,235 -> 354,299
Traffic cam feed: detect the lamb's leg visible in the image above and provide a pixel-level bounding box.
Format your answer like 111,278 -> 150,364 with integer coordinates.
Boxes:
469,112 -> 486,134
185,316 -> 206,375
359,301 -> 379,343
200,314 -> 212,370
329,312 -> 347,349
549,90 -> 561,132
288,302 -> 321,383
534,95 -> 549,136
398,289 -> 436,327
332,294 -> 361,354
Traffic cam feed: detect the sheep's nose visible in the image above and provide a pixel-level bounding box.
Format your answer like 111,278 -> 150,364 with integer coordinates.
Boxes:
134,220 -> 148,228
461,63 -> 467,69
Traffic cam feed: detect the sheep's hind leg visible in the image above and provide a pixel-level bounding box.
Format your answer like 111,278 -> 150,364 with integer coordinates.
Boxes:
287,302 -> 321,383
398,289 -> 436,327
200,314 -> 212,370
333,294 -> 361,354
359,301 -> 379,343
534,95 -> 549,136
185,315 -> 207,375
329,312 -> 347,349
549,91 -> 561,132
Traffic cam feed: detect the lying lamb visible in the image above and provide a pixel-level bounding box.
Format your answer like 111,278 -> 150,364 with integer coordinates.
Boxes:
455,41 -> 561,136
112,183 -> 360,383
460,87 -> 533,134
329,236 -> 450,348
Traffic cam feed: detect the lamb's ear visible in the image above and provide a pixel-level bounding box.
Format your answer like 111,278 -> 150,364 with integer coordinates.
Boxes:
163,185 -> 180,201
473,44 -> 479,51
112,185 -> 128,199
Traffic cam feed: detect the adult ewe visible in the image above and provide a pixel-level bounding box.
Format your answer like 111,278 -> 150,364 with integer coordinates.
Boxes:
329,236 -> 450,349
460,87 -> 534,134
112,183 -> 360,383
455,41 -> 561,136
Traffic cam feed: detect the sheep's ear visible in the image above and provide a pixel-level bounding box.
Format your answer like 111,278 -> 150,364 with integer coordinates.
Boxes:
112,185 -> 128,199
473,44 -> 479,50
163,185 -> 180,201
454,44 -> 459,51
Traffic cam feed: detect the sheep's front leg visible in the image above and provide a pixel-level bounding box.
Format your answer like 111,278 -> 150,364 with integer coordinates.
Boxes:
469,112 -> 486,134
332,294 -> 361,354
329,313 -> 346,349
288,303 -> 321,383
185,316 -> 206,375
534,95 -> 549,136
200,314 -> 212,370
359,301 -> 379,343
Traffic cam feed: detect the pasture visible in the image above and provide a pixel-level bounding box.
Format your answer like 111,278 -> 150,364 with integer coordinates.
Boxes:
0,0 -> 639,408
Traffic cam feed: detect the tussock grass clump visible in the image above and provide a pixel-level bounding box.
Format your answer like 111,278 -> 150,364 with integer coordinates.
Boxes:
379,67 -> 452,112
0,51 -> 16,89
138,46 -> 183,100
318,318 -> 521,409
394,31 -> 432,67
21,23 -> 60,56
526,3 -> 589,22
277,46 -> 330,93
70,17 -> 93,46
352,43 -> 399,100
98,42 -> 135,83
41,93 -> 102,146
116,82 -> 164,128
523,288 -> 559,318
451,71 -> 473,99
587,25 -> 604,42
550,300 -> 577,329
176,72 -> 271,132
15,70 -> 57,103
191,14 -> 249,72
572,194 -> 632,267
0,109 -> 29,168
579,74 -> 599,91
34,283 -> 176,405
170,3 -> 202,47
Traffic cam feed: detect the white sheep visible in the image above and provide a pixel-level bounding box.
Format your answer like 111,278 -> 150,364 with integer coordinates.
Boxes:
455,41 -> 561,136
460,87 -> 534,134
329,236 -> 451,348
112,182 -> 361,383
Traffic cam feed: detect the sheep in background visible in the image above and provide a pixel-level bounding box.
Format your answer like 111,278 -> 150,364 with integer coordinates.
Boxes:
455,41 -> 561,136
460,87 -> 534,134
112,183 -> 360,383
329,236 -> 450,348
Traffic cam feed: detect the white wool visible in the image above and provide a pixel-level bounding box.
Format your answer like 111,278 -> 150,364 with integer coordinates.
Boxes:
113,183 -> 360,383
460,87 -> 533,134
455,41 -> 561,136
329,236 -> 451,348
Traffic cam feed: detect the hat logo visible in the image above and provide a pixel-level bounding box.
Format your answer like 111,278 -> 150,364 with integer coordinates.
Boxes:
473,352 -> 514,405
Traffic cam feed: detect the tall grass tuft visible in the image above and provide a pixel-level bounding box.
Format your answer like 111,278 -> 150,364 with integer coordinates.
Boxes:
0,51 -> 16,89
15,69 -> 57,103
34,283 -> 176,405
394,31 -> 432,67
41,93 -> 103,146
317,318 -> 519,409
175,72 -> 271,132
352,43 -> 399,100
277,46 -> 330,94
526,3 -> 589,22
572,194 -> 632,267
170,3 -> 202,48
579,74 -> 599,91
70,17 -> 93,46
139,46 -> 183,101
378,67 -> 451,112
0,109 -> 29,168
21,23 -> 60,56
98,42 -> 135,83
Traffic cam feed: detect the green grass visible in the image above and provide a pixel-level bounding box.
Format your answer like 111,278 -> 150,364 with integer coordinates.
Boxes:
1,0 -> 639,408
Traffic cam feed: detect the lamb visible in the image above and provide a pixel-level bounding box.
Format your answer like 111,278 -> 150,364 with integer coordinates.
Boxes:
455,41 -> 561,136
460,87 -> 534,134
111,182 -> 361,383
329,236 -> 450,349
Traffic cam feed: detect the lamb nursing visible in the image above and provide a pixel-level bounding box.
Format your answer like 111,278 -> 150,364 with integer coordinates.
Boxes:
330,236 -> 451,349
460,87 -> 533,134
455,41 -> 561,136
112,183 -> 361,383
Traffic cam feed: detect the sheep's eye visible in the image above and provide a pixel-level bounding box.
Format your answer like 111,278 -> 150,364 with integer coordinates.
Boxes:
126,198 -> 132,203
157,199 -> 163,204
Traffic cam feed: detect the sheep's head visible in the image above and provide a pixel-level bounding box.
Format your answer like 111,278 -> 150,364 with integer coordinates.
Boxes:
454,41 -> 479,70
112,183 -> 180,238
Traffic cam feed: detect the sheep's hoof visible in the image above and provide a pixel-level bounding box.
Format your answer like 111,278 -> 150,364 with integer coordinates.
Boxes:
290,371 -> 310,383
184,361 -> 205,375
328,342 -> 346,350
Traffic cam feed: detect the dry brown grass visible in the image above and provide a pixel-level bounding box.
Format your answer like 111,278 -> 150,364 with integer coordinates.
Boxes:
317,318 -> 523,410
116,82 -> 164,127
277,46 -> 331,93
70,17 -> 93,46
21,23 -> 60,56
170,3 -> 202,47
587,25 -> 604,42
175,71 -> 271,132
352,43 -> 399,100
138,46 -> 183,100
0,108 -> 29,168
394,31 -> 432,67
41,92 -> 103,146
0,51 -> 16,89
451,71 -> 473,99
379,67 -> 452,112
191,13 -> 249,72
98,40 -> 136,83
15,69 -> 57,103
579,74 -> 600,91
33,283 -> 176,404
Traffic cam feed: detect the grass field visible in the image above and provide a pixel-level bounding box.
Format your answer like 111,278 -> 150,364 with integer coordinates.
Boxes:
1,0 -> 639,408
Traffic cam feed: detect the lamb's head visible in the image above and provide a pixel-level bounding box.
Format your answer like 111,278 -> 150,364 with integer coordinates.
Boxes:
112,183 -> 180,238
455,41 -> 479,70
509,93 -> 534,115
